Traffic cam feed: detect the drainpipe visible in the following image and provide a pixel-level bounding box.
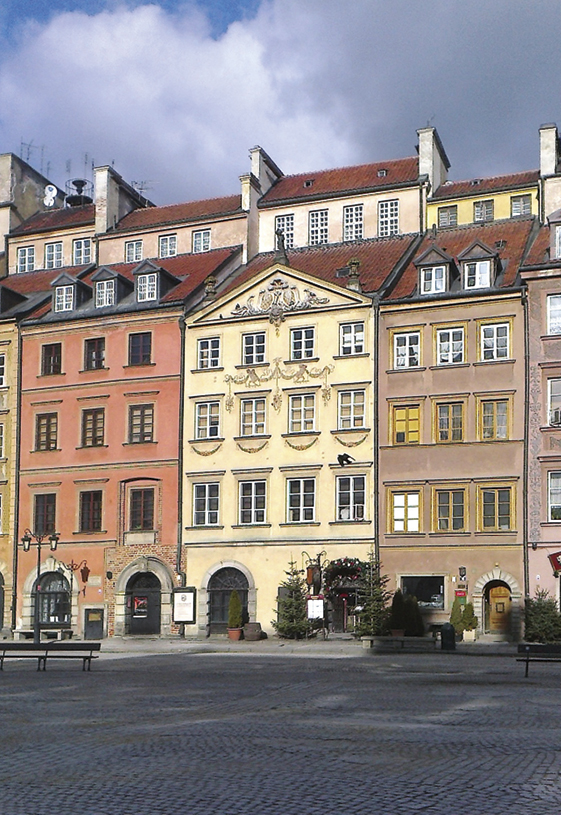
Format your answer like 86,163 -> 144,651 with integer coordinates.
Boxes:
175,314 -> 187,636
10,322 -> 23,632
522,288 -> 530,603
372,295 -> 380,567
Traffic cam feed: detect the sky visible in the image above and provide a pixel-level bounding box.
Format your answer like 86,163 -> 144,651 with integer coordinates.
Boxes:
0,0 -> 560,205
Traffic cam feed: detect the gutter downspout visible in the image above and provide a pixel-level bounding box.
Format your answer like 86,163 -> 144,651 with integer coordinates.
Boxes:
10,321 -> 22,632
372,294 -> 380,567
522,287 -> 530,606
175,314 -> 187,634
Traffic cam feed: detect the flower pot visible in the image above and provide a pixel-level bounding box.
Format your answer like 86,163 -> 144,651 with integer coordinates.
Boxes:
390,629 -> 405,637
227,628 -> 243,641
243,622 -> 262,641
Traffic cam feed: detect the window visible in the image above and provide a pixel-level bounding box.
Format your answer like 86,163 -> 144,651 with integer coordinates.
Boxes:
84,337 -> 105,370
128,332 -> 152,365
80,491 -> 102,532
421,266 -> 446,294
338,391 -> 365,430
159,234 -> 177,258
125,240 -> 143,262
547,295 -> 561,335
36,413 -> 58,451
137,273 -> 157,302
474,200 -> 494,222
287,478 -> 315,522
73,238 -> 92,265
41,343 -> 62,376
339,322 -> 364,356
95,279 -> 115,308
434,489 -> 465,532
130,488 -> 154,530
309,210 -> 328,245
17,246 -> 35,273
392,404 -> 420,444
240,398 -> 265,436
343,205 -> 363,241
480,323 -> 509,361
82,408 -> 105,447
129,404 -> 154,443
0,354 -> 5,386
243,332 -> 265,365
0,424 -> 4,458
437,206 -> 457,228
511,195 -> 531,217
464,260 -> 491,289
393,331 -> 420,368
436,402 -> 463,442
390,491 -> 420,532
54,285 -> 74,312
479,486 -> 513,531
275,214 -> 294,249
193,230 -> 211,253
196,402 -> 220,439
556,226 -> 561,260
479,399 -> 508,440
239,481 -> 266,524
549,379 -> 561,425
549,473 -> 561,521
45,242 -> 63,269
34,493 -> 56,536
378,199 -> 399,236
290,327 -> 315,360
289,394 -> 315,433
193,483 -> 219,526
436,327 -> 464,365
402,576 -> 444,609
336,475 -> 365,521
197,337 -> 220,369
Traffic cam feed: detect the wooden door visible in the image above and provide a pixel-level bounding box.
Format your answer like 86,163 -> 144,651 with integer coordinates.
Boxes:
488,585 -> 511,633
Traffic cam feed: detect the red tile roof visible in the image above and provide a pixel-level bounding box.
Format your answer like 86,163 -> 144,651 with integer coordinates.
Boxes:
431,170 -> 539,201
521,224 -> 551,267
115,195 -> 243,231
259,157 -> 419,207
11,204 -> 95,236
1,266 -> 86,294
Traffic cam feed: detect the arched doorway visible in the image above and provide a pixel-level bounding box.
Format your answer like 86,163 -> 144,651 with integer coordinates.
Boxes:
208,567 -> 249,634
125,572 -> 161,635
33,572 -> 71,629
484,580 -> 512,634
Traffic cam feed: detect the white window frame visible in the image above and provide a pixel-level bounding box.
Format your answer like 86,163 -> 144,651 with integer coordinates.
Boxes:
464,260 -> 491,289
474,200 -> 494,222
242,332 -> 266,365
0,423 -> 4,458
378,199 -> 399,237
421,266 -> 446,294
240,398 -> 266,436
393,331 -> 420,369
391,491 -> 420,533
193,482 -> 219,526
339,322 -> 364,356
275,214 -> 294,249
0,354 -> 6,387
336,475 -> 365,521
511,195 -> 531,217
137,273 -> 158,302
338,390 -> 365,430
290,327 -> 315,360
73,238 -> 92,266
95,280 -> 115,308
547,294 -> 561,335
17,246 -> 35,273
193,230 -> 211,253
549,472 -> 561,521
197,337 -> 220,369
195,401 -> 220,439
343,204 -> 363,241
159,234 -> 177,258
555,226 -> 561,260
480,323 -> 509,361
437,206 -> 457,228
289,394 -> 315,433
239,480 -> 266,525
45,242 -> 63,269
549,379 -> 561,425
436,327 -> 464,365
54,285 -> 74,312
125,240 -> 143,263
308,210 -> 328,245
286,478 -> 315,523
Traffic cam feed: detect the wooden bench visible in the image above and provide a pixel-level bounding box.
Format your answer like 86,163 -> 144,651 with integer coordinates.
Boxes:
0,641 -> 101,672
517,643 -> 561,677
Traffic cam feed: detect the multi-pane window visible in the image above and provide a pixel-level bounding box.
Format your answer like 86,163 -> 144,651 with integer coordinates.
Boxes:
137,273 -> 157,302
129,404 -> 154,443
159,234 -> 177,258
0,353 -> 6,386
81,408 -> 105,447
309,210 -> 329,245
549,379 -> 561,425
474,200 -> 494,222
480,487 -> 513,531
437,206 -> 457,228
289,394 -> 315,433
393,332 -> 420,368
0,424 -> 4,458
464,260 -> 491,289
437,403 -> 463,443
34,493 -> 56,536
240,398 -> 265,436
511,194 -> 531,217
343,204 -> 363,241
435,489 -> 465,532
193,230 -> 211,253
338,390 -> 365,430
336,475 -> 365,521
339,322 -> 364,355
80,491 -> 102,532
421,266 -> 446,294
547,295 -> 561,335
73,238 -> 92,265
54,285 -> 74,312
36,413 -> 58,451
193,483 -> 219,526
130,488 -> 154,530
239,481 -> 266,524
287,478 -> 315,522
17,246 -> 35,273
391,491 -> 420,532
95,280 -> 115,308
480,399 -> 508,440
41,343 -> 62,375
275,214 -> 294,249
392,404 -> 420,444
128,332 -> 152,365
198,337 -> 220,369
84,337 -> 105,370
243,332 -> 265,365
290,327 -> 315,360
125,240 -> 143,263
480,323 -> 509,360
45,242 -> 63,269
436,327 -> 464,364
378,200 -> 399,236
196,402 -> 220,439
549,473 -> 561,521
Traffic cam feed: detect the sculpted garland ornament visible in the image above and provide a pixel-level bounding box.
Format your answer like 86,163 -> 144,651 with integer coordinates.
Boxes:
225,357 -> 334,412
230,276 -> 330,332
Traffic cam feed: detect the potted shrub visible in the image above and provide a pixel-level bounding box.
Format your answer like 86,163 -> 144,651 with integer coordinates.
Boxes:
462,602 -> 478,642
389,589 -> 407,636
227,590 -> 243,640
450,597 -> 465,640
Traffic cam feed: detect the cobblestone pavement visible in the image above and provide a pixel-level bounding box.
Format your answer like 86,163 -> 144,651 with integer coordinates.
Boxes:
0,650 -> 560,815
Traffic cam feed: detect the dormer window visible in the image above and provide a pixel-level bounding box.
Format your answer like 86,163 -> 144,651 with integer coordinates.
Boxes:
137,273 -> 158,302
95,279 -> 115,308
421,266 -> 446,294
555,225 -> 561,259
464,260 -> 491,289
54,285 -> 74,312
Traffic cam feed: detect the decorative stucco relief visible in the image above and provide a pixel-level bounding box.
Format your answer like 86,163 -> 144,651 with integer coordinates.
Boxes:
225,357 -> 334,412
231,276 -> 330,332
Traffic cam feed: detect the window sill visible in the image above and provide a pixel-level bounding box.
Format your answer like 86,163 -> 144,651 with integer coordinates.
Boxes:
79,367 -> 109,373
122,440 -> 157,446
31,448 -> 61,453
279,522 -> 321,527
284,357 -> 319,365
329,519 -> 371,525
188,437 -> 224,444
76,445 -> 109,449
234,362 -> 270,370
386,367 -> 426,374
232,523 -> 272,529
386,532 -> 426,537
281,431 -> 321,438
73,529 -> 107,536
332,353 -> 370,361
233,434 -> 271,442
37,373 -> 66,379
428,531 -> 470,536
429,363 -> 470,371
191,367 -> 224,374
331,427 -> 370,435
473,359 -> 514,366
184,525 -> 224,530
539,522 -> 561,527
474,530 -> 517,535
123,363 -> 155,369
541,334 -> 561,342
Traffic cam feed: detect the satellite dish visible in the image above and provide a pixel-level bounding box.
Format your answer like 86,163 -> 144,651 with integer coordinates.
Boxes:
43,184 -> 57,207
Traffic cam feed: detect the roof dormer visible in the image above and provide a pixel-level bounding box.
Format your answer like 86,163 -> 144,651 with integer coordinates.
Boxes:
414,244 -> 454,295
548,208 -> 561,260
131,259 -> 180,303
51,272 -> 91,313
90,267 -> 133,308
457,240 -> 498,290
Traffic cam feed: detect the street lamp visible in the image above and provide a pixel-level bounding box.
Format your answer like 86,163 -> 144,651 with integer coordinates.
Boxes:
21,528 -> 59,644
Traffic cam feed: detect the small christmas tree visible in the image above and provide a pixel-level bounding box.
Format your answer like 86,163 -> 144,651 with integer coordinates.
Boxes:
228,590 -> 243,629
272,559 -> 311,639
354,552 -> 391,637
462,602 -> 478,632
450,596 -> 464,634
404,595 -> 425,637
389,589 -> 408,632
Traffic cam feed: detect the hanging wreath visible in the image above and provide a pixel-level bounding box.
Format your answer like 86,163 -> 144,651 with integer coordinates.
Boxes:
323,557 -> 363,595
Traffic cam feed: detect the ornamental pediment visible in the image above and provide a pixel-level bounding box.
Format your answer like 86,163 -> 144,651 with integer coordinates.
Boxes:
230,276 -> 330,327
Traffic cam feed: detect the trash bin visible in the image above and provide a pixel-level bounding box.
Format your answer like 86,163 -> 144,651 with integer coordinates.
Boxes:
441,622 -> 455,651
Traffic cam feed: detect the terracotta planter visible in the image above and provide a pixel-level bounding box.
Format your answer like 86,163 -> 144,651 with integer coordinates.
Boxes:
227,628 -> 243,641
